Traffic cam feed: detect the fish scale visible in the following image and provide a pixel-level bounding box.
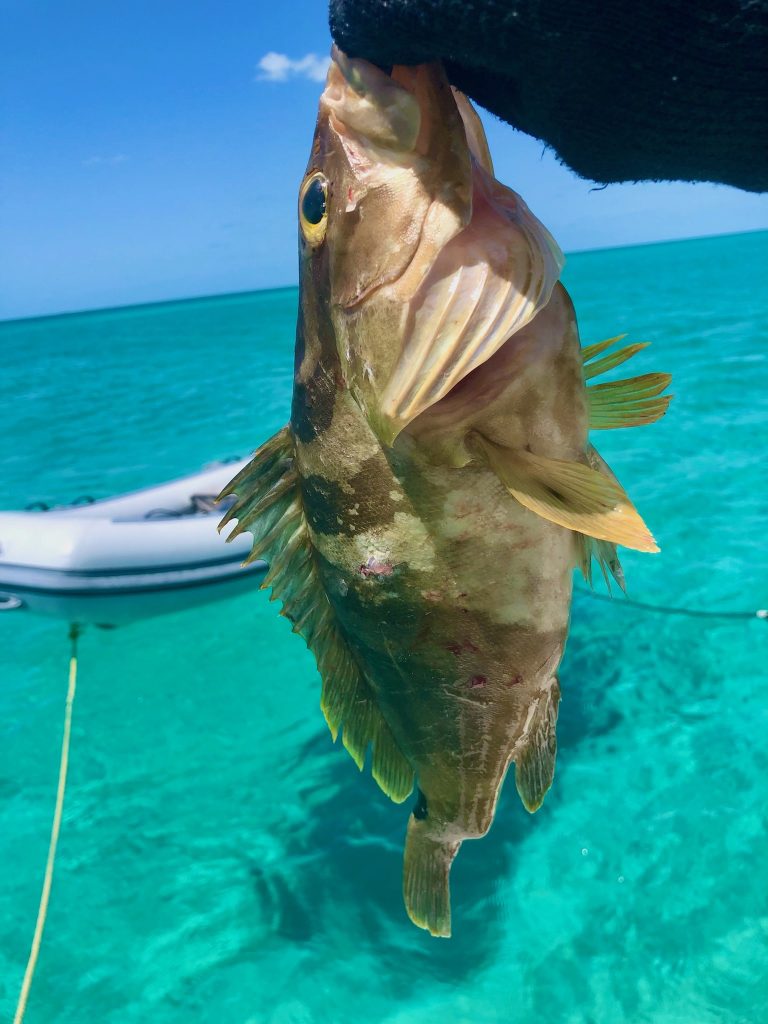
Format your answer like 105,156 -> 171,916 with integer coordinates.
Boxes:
219,48 -> 671,937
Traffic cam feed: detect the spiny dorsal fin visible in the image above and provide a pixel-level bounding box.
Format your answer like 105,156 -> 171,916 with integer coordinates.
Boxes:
514,677 -> 561,813
218,427 -> 414,804
471,433 -> 659,552
582,335 -> 673,429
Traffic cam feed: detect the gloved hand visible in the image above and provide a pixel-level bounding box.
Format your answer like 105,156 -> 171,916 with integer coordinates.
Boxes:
330,0 -> 767,193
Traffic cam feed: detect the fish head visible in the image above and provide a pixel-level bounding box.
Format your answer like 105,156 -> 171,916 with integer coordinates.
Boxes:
298,48 -> 563,445
300,48 -> 473,306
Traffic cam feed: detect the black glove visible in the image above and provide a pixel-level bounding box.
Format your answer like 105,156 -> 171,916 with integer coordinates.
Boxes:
330,0 -> 767,193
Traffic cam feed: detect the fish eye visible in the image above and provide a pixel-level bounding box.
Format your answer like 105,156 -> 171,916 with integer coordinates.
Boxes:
299,172 -> 328,246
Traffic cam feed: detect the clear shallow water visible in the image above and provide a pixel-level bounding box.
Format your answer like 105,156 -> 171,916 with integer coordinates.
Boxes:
1,231 -> 766,1023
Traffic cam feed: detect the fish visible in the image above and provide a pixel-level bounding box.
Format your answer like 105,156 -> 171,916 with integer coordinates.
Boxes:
219,47 -> 672,937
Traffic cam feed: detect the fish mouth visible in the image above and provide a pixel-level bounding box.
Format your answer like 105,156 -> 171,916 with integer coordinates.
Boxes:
322,46 -> 423,154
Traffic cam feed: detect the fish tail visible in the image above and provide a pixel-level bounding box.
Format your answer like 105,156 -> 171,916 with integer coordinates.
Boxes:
403,809 -> 460,938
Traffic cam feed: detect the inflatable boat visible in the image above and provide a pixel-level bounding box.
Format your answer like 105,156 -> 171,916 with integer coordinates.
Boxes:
0,458 -> 265,626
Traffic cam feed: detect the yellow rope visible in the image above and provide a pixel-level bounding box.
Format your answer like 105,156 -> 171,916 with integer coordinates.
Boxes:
13,623 -> 80,1024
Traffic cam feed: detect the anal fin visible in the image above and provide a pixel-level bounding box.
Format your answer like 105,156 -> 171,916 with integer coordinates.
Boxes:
472,433 -> 658,552
514,678 -> 561,813
218,426 -> 414,805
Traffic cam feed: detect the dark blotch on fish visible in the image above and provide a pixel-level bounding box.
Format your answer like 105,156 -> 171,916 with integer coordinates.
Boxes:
301,456 -> 396,536
413,789 -> 428,820
300,475 -> 349,533
322,556 -> 420,644
293,323 -> 306,376
291,360 -> 336,443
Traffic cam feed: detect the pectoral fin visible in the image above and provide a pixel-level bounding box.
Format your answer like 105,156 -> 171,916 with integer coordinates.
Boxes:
472,433 -> 658,552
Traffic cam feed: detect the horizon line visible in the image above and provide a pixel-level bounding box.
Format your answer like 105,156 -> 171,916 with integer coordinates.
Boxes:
2,227 -> 765,327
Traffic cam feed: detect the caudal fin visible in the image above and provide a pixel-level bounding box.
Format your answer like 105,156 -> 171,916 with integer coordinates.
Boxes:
403,813 -> 460,938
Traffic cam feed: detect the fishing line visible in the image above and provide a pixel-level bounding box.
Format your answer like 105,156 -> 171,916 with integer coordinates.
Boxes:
575,587 -> 767,621
13,623 -> 81,1024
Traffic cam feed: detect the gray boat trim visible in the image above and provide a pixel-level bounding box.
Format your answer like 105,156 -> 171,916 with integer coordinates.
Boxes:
0,558 -> 267,596
0,564 -> 267,599
0,549 -> 250,579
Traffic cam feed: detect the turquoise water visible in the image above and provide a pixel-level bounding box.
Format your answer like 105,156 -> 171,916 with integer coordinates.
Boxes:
1,231 -> 766,1023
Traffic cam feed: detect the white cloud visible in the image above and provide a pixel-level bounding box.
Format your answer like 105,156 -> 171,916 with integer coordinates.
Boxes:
82,154 -> 128,167
256,52 -> 331,83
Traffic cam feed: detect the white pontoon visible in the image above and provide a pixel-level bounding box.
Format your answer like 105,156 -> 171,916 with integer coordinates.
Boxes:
0,459 -> 263,626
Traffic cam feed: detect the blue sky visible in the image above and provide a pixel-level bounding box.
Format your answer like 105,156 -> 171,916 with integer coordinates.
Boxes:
2,0 -> 766,320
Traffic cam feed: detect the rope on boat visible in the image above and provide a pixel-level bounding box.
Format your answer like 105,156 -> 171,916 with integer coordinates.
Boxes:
575,587 -> 767,621
13,623 -> 80,1024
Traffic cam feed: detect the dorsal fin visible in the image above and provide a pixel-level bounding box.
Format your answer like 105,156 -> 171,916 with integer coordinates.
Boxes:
218,426 -> 414,804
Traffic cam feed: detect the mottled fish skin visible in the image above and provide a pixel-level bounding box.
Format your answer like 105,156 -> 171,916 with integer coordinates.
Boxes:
294,254 -> 583,840
223,48 -> 668,937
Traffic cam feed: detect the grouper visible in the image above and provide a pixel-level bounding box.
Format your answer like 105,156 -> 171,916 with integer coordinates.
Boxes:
219,48 -> 671,937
